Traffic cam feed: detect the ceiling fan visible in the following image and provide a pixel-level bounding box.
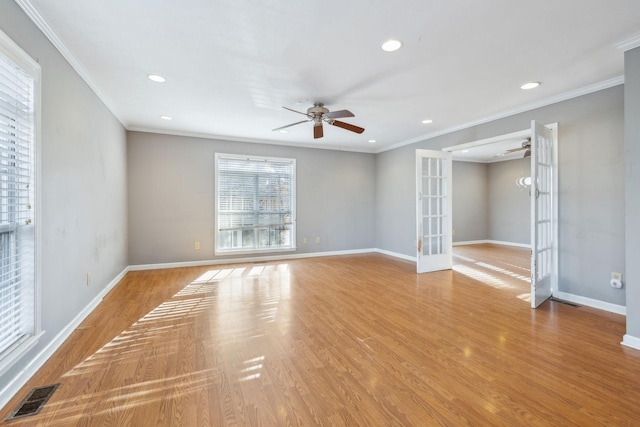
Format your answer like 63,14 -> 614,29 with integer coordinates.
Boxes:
272,102 -> 365,139
496,138 -> 531,158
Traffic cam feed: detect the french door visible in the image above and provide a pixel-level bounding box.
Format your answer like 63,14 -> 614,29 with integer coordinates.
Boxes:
416,149 -> 453,273
530,121 -> 554,307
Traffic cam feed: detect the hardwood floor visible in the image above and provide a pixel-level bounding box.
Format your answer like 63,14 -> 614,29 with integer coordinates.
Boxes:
2,244 -> 639,426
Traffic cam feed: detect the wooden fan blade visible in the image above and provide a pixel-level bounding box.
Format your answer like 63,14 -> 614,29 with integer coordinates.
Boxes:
331,120 -> 364,134
272,119 -> 311,131
324,109 -> 354,119
283,106 -> 311,117
314,123 -> 323,139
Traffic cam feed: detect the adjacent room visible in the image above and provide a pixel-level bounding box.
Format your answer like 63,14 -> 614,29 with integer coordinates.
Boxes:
449,131 -> 535,301
1,0 -> 640,424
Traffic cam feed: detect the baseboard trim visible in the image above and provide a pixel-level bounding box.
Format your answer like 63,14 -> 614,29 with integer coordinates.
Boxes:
454,240 -> 531,249
553,291 -> 626,316
488,240 -> 531,248
0,267 -> 129,411
621,334 -> 640,351
21,246 -> 622,410
2,246 -> 415,409
128,248 -> 379,271
373,249 -> 417,263
453,240 -> 488,246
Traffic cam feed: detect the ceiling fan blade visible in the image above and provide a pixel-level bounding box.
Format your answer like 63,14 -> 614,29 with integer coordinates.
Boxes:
283,106 -> 311,117
272,119 -> 311,132
314,123 -> 323,139
330,120 -> 365,134
324,109 -> 354,119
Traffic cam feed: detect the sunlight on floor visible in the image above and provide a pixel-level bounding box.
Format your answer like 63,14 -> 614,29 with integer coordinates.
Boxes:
61,261 -> 292,415
475,261 -> 530,283
239,355 -> 265,382
517,293 -> 532,302
47,370 -> 212,425
453,264 -> 512,289
453,250 -> 531,301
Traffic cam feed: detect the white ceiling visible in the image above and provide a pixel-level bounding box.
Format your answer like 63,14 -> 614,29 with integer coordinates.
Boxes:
18,0 -> 640,153
444,129 -> 532,163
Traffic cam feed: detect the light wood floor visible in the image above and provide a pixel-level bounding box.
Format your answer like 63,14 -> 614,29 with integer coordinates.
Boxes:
2,244 -> 639,426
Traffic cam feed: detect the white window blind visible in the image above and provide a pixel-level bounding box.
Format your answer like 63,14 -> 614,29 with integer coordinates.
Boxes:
215,154 -> 295,254
0,44 -> 36,361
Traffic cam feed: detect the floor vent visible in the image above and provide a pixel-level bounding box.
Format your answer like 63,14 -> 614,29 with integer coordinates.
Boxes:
6,384 -> 60,420
550,297 -> 580,307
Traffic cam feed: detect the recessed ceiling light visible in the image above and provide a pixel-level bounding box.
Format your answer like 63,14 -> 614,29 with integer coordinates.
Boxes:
520,82 -> 540,90
148,74 -> 166,83
462,150 -> 469,153
368,139 -> 376,143
279,130 -> 288,134
160,115 -> 172,120
422,119 -> 433,124
381,39 -> 402,52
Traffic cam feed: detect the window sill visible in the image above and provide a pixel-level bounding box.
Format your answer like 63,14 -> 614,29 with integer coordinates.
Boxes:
215,247 -> 297,257
0,331 -> 44,377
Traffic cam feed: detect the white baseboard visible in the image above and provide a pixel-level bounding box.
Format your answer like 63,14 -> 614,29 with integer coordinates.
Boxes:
373,248 -> 417,262
0,267 -> 129,411
554,291 -> 626,315
454,240 -> 531,249
128,248 -> 379,271
488,240 -> 531,248
2,246 -> 415,408
453,240 -> 488,246
622,334 -> 640,351
6,248 -> 632,413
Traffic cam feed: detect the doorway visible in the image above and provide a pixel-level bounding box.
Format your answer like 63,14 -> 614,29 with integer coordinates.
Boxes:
418,122 -> 558,307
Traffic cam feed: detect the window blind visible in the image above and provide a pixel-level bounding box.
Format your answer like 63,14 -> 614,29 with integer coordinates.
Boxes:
216,154 -> 295,253
0,49 -> 35,358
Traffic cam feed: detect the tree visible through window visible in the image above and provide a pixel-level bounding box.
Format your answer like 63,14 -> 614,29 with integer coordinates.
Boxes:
215,154 -> 295,254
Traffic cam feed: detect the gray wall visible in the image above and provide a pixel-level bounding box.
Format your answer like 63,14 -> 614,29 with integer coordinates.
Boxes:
452,161 -> 488,242
625,47 -> 640,339
0,2 -> 128,389
0,0 -> 632,404
487,157 -> 531,244
376,86 -> 625,306
127,132 -> 376,265
452,158 -> 531,245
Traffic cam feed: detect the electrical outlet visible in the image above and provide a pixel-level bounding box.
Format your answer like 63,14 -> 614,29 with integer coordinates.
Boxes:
303,237 -> 308,244
315,237 -> 321,244
86,272 -> 91,286
611,272 -> 622,281
194,241 -> 200,250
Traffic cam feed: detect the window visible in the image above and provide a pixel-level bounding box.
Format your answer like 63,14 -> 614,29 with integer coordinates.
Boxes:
0,30 -> 40,375
215,154 -> 295,254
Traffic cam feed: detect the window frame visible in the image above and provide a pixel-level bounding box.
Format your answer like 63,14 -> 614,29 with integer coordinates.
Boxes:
214,153 -> 296,256
0,29 -> 42,377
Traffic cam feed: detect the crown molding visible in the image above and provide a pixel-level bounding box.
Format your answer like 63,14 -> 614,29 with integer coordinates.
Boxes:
15,0 -> 128,127
127,126 -> 377,154
376,76 -> 624,153
12,0 -> 630,155
616,34 -> 640,52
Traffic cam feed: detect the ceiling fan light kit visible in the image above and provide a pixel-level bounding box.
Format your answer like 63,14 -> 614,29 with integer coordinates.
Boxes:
273,102 -> 365,139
